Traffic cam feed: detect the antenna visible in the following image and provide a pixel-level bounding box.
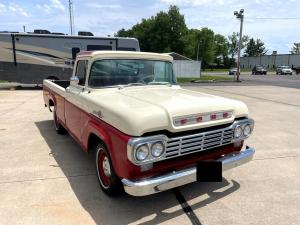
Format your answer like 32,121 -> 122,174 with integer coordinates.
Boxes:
68,0 -> 75,35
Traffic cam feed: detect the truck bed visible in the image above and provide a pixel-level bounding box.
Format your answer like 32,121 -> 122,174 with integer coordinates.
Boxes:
43,79 -> 69,95
50,80 -> 70,89
43,79 -> 69,109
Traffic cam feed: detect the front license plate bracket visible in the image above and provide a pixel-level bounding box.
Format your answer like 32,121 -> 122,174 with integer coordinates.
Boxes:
197,161 -> 223,182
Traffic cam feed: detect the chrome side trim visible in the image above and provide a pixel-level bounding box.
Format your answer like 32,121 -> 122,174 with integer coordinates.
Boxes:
122,147 -> 255,196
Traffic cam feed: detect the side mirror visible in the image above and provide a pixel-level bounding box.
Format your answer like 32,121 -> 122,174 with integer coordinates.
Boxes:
70,76 -> 79,86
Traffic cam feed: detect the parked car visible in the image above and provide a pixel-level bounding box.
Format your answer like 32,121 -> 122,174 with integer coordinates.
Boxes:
276,66 -> 293,75
294,66 -> 300,75
228,67 -> 237,75
252,65 -> 267,75
43,51 -> 255,197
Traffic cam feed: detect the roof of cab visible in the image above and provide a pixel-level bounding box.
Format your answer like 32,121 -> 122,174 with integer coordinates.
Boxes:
77,51 -> 173,61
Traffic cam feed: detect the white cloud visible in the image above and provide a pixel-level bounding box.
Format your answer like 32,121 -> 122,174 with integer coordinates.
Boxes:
0,3 -> 29,17
0,3 -> 6,13
160,0 -> 230,6
36,0 -> 65,14
50,0 -> 65,11
86,3 -> 121,9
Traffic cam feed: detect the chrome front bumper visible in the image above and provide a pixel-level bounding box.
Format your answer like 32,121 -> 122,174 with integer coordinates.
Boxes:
122,147 -> 255,196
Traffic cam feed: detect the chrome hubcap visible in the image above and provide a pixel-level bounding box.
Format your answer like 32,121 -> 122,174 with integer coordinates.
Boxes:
102,156 -> 111,177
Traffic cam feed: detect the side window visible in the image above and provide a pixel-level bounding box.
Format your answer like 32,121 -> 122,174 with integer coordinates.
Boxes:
87,45 -> 112,51
75,60 -> 87,86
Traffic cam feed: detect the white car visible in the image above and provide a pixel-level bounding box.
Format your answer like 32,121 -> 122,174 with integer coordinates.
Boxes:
276,66 -> 293,75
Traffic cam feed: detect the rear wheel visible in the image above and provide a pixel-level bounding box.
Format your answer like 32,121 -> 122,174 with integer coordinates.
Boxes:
95,143 -> 123,196
53,105 -> 67,134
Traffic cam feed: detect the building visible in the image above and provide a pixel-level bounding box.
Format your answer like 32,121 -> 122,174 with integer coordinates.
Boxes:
240,54 -> 300,69
166,52 -> 201,78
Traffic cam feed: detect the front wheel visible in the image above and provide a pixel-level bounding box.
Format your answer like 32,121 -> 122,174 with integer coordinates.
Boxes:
95,143 -> 123,196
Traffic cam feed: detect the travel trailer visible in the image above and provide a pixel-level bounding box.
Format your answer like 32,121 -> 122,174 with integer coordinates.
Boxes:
0,31 -> 140,84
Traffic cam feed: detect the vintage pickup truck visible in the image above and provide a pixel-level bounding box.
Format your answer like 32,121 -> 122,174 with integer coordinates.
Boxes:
43,51 -> 255,196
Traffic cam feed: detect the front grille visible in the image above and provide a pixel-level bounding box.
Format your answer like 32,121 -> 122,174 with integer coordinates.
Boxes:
165,127 -> 233,158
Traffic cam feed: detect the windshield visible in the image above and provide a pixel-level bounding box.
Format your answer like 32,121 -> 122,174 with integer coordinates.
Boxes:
281,66 -> 290,69
88,59 -> 175,87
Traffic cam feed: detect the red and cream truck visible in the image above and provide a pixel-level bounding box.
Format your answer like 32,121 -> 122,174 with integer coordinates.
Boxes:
43,51 -> 255,196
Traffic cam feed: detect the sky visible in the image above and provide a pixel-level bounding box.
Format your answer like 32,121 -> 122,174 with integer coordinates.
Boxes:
0,0 -> 299,54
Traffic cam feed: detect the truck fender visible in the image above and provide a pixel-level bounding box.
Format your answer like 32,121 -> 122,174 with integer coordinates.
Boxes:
82,119 -> 112,154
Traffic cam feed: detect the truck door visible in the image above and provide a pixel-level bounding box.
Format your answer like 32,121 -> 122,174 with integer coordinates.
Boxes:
65,60 -> 87,142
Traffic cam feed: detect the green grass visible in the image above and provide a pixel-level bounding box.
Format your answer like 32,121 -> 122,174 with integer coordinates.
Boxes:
204,68 -> 252,72
177,75 -> 234,83
204,68 -> 276,73
203,68 -> 229,72
0,80 -> 7,83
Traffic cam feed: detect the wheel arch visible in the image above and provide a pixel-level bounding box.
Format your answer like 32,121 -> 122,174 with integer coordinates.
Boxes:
83,121 -> 112,154
49,98 -> 54,107
87,133 -> 107,154
47,95 -> 55,112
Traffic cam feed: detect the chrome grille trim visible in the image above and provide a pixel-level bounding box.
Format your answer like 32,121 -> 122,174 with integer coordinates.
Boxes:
165,127 -> 234,158
127,118 -> 254,165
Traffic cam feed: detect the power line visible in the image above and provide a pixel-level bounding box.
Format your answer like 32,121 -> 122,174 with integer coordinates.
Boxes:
247,17 -> 300,20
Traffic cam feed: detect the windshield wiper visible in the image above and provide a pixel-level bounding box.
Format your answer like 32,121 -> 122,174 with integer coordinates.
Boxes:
118,83 -> 146,89
148,81 -> 171,86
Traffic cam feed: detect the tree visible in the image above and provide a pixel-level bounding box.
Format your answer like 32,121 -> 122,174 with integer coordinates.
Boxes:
214,34 -> 229,66
183,28 -> 216,68
243,38 -> 267,57
167,5 -> 188,53
115,5 -> 187,53
116,18 -> 155,51
228,32 -> 249,61
290,43 -> 300,54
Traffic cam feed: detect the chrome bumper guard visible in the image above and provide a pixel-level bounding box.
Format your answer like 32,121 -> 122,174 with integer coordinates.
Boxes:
122,147 -> 255,196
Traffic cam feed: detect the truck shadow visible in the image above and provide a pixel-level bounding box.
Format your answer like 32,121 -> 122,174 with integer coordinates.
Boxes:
35,120 -> 240,225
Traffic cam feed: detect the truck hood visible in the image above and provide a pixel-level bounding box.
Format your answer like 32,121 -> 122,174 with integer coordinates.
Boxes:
84,86 -> 249,136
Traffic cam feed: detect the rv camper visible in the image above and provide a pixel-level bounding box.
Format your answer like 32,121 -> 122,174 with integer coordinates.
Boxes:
0,32 -> 140,84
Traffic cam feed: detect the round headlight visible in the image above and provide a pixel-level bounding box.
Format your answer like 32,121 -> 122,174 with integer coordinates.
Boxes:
151,142 -> 165,158
243,124 -> 252,137
234,126 -> 243,138
135,144 -> 149,161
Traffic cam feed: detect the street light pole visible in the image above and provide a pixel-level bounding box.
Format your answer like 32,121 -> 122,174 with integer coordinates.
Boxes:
234,9 -> 244,82
68,0 -> 75,35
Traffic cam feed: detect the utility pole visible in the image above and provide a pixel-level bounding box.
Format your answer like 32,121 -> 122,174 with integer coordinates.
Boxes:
234,9 -> 244,82
68,0 -> 75,35
196,43 -> 200,61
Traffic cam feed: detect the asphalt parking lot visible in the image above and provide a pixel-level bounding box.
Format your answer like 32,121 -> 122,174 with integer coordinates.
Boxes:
1,75 -> 300,225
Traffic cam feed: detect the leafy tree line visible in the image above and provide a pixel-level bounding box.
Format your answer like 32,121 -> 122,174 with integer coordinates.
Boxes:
116,5 -> 267,68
